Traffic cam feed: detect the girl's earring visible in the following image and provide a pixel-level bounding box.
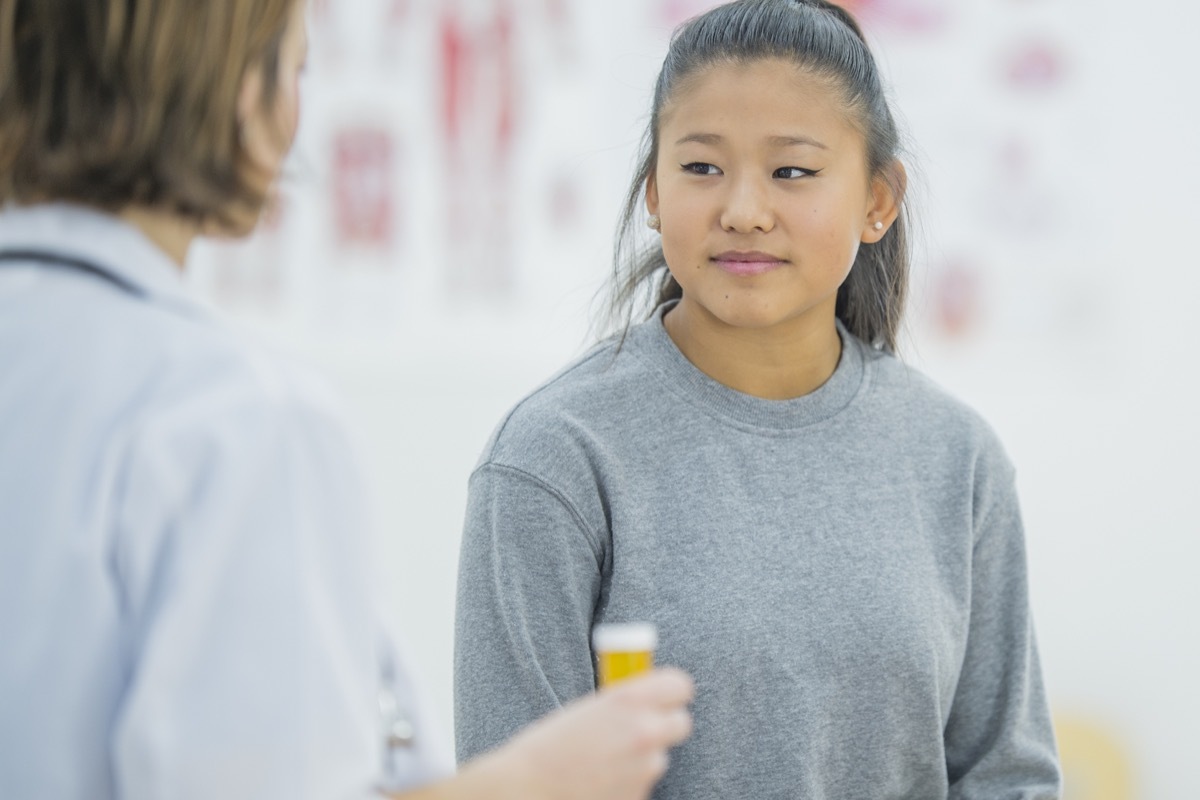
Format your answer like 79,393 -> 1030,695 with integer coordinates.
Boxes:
873,221 -> 884,231
647,215 -> 662,232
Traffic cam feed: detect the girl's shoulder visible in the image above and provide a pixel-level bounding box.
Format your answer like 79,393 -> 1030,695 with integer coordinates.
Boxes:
860,343 -> 1014,471
474,332 -> 650,467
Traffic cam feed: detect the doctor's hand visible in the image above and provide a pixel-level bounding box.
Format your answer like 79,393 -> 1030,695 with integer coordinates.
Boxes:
411,667 -> 693,800
499,667 -> 694,800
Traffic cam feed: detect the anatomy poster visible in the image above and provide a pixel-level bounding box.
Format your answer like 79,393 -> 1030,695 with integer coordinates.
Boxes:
188,0 -> 1106,353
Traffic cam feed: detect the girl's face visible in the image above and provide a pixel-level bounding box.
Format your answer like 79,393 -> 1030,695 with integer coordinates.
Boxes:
269,0 -> 310,162
235,0 -> 308,227
648,58 -> 895,336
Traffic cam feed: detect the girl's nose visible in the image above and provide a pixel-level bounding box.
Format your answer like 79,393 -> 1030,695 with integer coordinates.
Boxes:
719,176 -> 775,234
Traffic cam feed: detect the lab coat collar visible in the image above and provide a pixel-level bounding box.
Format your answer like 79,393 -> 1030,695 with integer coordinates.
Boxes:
0,202 -> 210,320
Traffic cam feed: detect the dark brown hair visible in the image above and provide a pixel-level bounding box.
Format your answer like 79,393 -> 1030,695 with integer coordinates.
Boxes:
608,0 -> 910,352
0,0 -> 297,231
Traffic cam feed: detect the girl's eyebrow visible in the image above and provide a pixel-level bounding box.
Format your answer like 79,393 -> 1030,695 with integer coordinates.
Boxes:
674,132 -> 723,146
767,134 -> 828,150
674,132 -> 828,149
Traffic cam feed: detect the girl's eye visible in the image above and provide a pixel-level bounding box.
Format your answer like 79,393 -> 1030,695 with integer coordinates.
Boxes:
774,166 -> 819,179
681,162 -> 721,176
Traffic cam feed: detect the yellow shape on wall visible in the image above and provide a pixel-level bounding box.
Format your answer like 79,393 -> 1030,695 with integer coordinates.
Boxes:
1055,714 -> 1136,800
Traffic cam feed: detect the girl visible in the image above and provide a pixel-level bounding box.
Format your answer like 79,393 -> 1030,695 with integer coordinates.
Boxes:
454,1 -> 1060,797
0,1 -> 691,798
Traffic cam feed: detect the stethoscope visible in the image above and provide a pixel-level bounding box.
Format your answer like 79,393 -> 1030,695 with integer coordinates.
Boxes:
378,645 -> 419,751
0,249 -> 147,297
0,247 -> 423,765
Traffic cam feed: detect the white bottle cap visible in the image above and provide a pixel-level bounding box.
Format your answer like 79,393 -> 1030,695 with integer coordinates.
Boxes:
592,622 -> 658,653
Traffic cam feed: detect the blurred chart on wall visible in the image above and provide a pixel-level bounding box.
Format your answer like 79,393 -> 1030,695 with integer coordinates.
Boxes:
332,126 -> 397,253
837,0 -> 951,34
1000,36 -> 1069,93
438,0 -> 519,297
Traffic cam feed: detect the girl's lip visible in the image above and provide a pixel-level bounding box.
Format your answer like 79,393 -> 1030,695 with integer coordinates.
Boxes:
712,251 -> 786,276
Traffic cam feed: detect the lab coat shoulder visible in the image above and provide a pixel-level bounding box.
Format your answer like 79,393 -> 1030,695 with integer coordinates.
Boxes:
104,306 -> 371,612
99,309 -> 386,798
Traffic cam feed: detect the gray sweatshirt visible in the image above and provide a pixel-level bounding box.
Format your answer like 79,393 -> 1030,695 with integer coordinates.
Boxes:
454,304 -> 1060,799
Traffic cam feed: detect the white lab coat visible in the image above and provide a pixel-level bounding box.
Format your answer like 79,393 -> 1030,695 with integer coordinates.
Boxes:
0,204 -> 451,799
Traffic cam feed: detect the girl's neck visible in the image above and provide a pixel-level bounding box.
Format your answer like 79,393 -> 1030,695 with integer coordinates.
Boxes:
118,206 -> 199,268
662,298 -> 843,401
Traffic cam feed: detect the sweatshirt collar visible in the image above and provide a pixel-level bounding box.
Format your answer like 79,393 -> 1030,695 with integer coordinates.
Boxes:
628,300 -> 868,431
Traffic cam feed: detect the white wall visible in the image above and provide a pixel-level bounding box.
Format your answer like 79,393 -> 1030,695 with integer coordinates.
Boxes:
191,1 -> 1200,796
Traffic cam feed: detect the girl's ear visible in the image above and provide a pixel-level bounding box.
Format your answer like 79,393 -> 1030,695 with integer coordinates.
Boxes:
645,171 -> 660,216
861,159 -> 906,243
237,65 -> 264,134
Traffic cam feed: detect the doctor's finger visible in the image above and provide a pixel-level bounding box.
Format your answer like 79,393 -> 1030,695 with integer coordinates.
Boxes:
607,667 -> 695,708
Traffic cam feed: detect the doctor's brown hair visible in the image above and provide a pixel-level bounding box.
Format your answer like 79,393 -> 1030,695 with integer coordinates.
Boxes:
0,0 -> 297,231
608,0 -> 910,352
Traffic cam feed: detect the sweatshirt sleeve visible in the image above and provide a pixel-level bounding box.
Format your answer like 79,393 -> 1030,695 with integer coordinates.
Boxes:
453,461 -> 605,762
944,468 -> 1062,798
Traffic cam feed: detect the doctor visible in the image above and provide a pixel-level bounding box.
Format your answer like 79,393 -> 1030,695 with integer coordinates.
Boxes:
0,1 -> 692,798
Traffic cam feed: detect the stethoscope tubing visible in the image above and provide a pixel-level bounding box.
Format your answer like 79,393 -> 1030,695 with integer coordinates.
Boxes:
0,249 -> 146,298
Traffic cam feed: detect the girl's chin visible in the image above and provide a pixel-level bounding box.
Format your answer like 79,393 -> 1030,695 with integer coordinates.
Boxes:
689,300 -> 823,333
